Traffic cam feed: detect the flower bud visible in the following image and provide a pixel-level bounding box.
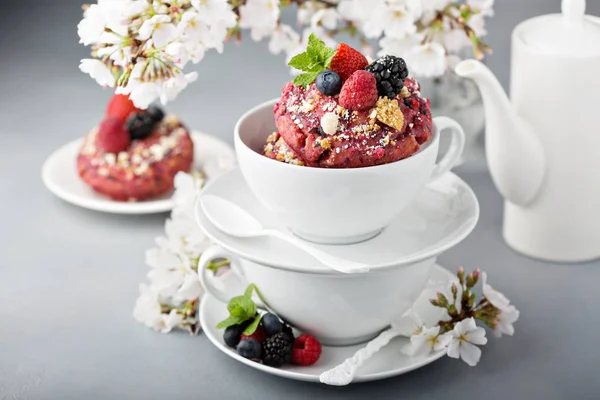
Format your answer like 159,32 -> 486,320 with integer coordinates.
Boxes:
430,299 -> 441,307
457,266 -> 465,284
468,292 -> 476,308
448,304 -> 457,316
436,292 -> 449,307
451,283 -> 458,299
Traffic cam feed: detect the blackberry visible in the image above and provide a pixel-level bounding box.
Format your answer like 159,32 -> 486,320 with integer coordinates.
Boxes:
261,313 -> 283,337
237,338 -> 262,359
364,55 -> 409,99
315,70 -> 342,96
282,324 -> 295,340
146,105 -> 165,122
126,112 -> 156,140
262,333 -> 293,367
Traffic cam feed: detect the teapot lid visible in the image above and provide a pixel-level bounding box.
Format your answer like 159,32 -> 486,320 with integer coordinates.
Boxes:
517,0 -> 600,57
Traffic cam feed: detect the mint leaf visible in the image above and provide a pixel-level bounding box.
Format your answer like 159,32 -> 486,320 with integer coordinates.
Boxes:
294,72 -> 319,87
243,314 -> 262,336
287,33 -> 336,86
288,52 -> 312,71
216,315 -> 247,329
244,284 -> 256,300
307,33 -> 324,54
322,47 -> 336,68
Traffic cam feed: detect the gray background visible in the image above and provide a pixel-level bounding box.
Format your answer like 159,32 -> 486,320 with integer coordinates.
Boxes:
2,0 -> 600,399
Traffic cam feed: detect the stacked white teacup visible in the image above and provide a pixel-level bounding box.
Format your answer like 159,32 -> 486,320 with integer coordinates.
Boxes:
196,99 -> 479,347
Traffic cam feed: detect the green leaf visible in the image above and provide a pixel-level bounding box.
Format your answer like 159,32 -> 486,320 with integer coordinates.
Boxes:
288,52 -> 312,70
244,283 -> 256,300
307,33 -> 324,54
322,47 -> 336,68
243,314 -> 262,336
240,297 -> 256,319
216,315 -> 247,329
293,72 -> 318,87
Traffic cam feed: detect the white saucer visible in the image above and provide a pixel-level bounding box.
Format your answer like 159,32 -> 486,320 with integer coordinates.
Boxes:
42,131 -> 235,214
200,264 -> 453,383
196,168 -> 479,273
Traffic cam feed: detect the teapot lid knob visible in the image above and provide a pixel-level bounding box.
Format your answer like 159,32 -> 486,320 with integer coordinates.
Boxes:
562,0 -> 586,27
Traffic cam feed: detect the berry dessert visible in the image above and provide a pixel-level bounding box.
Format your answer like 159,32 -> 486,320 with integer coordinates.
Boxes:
77,94 -> 194,201
217,285 -> 322,369
264,34 -> 432,168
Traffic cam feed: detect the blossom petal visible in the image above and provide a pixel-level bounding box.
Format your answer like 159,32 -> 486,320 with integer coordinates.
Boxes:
446,339 -> 460,359
466,326 -> 488,345
153,23 -> 177,48
455,317 -> 477,335
434,332 -> 453,351
459,342 -> 482,367
79,59 -> 115,87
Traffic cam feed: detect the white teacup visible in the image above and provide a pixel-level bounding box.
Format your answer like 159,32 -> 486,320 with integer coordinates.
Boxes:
198,245 -> 435,346
234,99 -> 466,245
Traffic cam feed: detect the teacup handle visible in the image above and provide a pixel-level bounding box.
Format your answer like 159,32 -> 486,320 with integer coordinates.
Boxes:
198,244 -> 267,309
430,117 -> 466,181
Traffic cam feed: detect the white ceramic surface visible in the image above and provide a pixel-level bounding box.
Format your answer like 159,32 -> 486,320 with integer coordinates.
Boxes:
41,131 -> 235,214
234,99 -> 465,244
195,168 -> 479,274
201,195 -> 370,274
455,4 -> 600,262
199,264 -> 454,383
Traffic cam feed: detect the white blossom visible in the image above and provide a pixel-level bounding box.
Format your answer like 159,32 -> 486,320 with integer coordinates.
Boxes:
173,271 -> 204,303
378,4 -> 418,39
442,28 -> 472,53
405,42 -> 447,78
156,309 -> 184,333
482,272 -> 512,312
239,0 -> 280,42
160,72 -> 198,105
133,284 -> 164,328
445,318 -> 488,366
79,59 -> 115,87
192,0 -> 235,24
394,309 -> 425,337
468,0 -> 495,16
495,305 -> 520,338
402,325 -> 452,356
310,8 -> 340,30
377,34 -> 424,58
297,2 -> 320,26
269,24 -> 301,55
139,15 -> 178,48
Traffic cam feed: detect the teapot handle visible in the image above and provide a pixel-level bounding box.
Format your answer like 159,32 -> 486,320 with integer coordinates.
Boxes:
429,117 -> 466,182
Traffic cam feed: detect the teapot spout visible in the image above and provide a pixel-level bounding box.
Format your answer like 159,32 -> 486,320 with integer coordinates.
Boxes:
455,60 -> 545,206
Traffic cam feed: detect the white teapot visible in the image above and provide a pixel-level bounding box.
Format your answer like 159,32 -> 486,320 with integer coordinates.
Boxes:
455,0 -> 600,262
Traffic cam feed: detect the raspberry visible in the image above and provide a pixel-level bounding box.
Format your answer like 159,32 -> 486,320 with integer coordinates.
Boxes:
338,70 -> 378,111
106,94 -> 139,121
291,334 -> 322,366
329,43 -> 369,82
95,117 -> 131,154
241,325 -> 268,344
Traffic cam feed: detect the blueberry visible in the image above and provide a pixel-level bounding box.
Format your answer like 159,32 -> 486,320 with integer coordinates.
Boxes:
126,112 -> 155,140
237,338 -> 262,359
261,313 -> 283,337
223,323 -> 247,348
146,105 -> 165,122
282,324 -> 295,340
315,70 -> 342,96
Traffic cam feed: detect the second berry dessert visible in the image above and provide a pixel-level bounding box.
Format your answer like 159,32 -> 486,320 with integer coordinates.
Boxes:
264,35 -> 432,169
77,94 -> 194,201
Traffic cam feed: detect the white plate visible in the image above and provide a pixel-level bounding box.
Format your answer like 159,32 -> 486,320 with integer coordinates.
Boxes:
196,168 -> 479,273
200,264 -> 453,384
42,131 -> 235,214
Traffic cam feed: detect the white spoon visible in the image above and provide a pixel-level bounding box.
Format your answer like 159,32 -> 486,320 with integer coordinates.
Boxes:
200,195 -> 370,274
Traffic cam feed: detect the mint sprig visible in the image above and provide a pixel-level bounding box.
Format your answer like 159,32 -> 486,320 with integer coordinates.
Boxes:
216,283 -> 265,335
288,33 -> 336,87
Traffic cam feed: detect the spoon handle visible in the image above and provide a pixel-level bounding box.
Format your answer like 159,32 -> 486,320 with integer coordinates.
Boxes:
266,230 -> 370,273
319,328 -> 402,386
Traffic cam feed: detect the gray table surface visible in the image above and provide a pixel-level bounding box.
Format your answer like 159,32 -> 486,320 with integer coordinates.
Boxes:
2,1 -> 600,399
